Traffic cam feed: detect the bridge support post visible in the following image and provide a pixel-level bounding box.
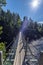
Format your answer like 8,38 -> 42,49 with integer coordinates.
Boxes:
0,51 -> 3,65
38,51 -> 43,65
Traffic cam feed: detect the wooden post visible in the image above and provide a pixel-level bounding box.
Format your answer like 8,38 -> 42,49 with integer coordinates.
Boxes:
38,51 -> 43,65
0,51 -> 3,65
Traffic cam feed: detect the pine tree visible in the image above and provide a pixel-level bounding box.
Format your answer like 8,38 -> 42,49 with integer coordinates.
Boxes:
0,0 -> 6,6
0,0 -> 6,15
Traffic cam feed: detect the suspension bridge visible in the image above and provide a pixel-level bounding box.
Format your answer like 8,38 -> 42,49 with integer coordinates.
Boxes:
0,15 -> 43,65
3,30 -> 43,65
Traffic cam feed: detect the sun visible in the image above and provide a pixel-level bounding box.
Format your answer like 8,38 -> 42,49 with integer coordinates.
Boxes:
32,0 -> 39,8
31,0 -> 41,9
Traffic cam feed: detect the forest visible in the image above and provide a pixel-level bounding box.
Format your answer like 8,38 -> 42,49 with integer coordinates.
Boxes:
0,0 -> 43,60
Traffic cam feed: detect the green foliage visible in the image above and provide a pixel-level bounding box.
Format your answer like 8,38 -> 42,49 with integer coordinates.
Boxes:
0,0 -> 6,6
0,42 -> 6,59
0,30 -> 3,34
16,19 -> 21,28
0,26 -> 3,30
0,9 -> 22,52
0,0 -> 6,14
0,26 -> 3,34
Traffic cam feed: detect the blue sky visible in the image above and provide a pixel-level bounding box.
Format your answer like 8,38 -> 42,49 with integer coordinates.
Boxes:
2,0 -> 43,21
